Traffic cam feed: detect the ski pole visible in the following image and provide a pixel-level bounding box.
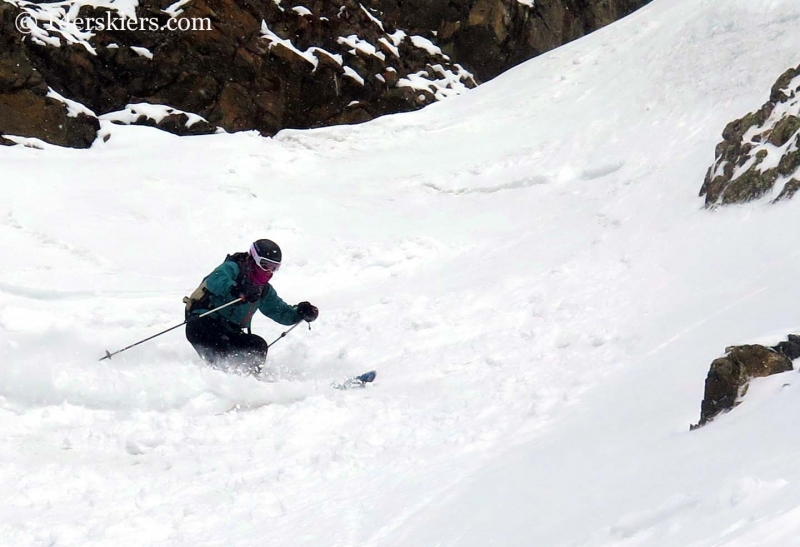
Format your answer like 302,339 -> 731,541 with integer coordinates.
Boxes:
99,297 -> 243,361
267,320 -> 306,349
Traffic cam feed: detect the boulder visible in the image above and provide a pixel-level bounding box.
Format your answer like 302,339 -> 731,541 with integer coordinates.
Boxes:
0,90 -> 99,148
692,340 -> 795,429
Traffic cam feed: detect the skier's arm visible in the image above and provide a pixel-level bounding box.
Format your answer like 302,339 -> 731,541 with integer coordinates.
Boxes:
204,261 -> 240,298
258,286 -> 301,325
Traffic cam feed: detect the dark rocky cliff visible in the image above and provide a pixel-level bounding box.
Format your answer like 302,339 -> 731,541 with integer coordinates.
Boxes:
375,0 -> 653,82
0,0 -> 652,147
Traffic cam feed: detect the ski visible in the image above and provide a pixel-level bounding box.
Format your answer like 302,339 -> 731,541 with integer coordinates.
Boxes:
332,370 -> 377,390
222,370 -> 377,413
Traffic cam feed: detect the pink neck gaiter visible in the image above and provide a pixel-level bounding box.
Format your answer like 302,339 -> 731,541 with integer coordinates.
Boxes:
248,264 -> 273,286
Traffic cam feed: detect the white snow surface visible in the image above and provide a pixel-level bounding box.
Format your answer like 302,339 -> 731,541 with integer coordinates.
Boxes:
2,0 -> 800,546
130,46 -> 153,59
163,0 -> 192,18
46,88 -> 97,118
338,34 -> 386,61
409,35 -> 447,59
359,3 -> 385,31
260,20 -> 320,68
377,36 -> 399,58
342,66 -> 365,86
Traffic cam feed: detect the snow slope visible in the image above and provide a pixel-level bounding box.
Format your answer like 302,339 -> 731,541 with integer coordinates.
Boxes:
2,0 -> 800,545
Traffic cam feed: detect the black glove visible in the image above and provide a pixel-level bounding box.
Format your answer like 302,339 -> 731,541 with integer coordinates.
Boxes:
236,282 -> 262,303
296,301 -> 318,322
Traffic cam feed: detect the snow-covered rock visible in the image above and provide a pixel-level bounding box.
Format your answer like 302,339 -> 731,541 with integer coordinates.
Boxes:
100,103 -> 214,136
372,0 -> 653,81
0,0 -> 476,146
693,341 -> 795,429
702,64 -> 800,205
0,26 -> 98,148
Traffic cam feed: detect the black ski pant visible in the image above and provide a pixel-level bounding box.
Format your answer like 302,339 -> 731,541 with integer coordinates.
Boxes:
185,315 -> 267,374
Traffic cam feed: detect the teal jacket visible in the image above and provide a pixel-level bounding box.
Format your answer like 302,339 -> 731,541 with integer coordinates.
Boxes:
188,257 -> 300,331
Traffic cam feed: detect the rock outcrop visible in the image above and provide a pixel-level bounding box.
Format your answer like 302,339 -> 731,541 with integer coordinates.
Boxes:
0,6 -> 98,148
692,337 -> 799,429
375,0 -> 653,82
1,0 -> 477,146
701,64 -> 800,206
1,0 -> 653,147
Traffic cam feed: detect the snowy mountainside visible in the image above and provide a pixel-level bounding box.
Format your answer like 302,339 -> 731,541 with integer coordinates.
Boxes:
2,0 -> 800,546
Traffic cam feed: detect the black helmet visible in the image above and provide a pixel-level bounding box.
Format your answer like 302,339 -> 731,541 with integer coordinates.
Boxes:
249,239 -> 282,272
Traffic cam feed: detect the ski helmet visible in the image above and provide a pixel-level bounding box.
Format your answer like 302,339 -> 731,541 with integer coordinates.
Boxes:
250,239 -> 282,272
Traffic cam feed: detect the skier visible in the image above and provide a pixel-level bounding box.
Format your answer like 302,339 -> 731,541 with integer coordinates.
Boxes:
183,239 -> 318,374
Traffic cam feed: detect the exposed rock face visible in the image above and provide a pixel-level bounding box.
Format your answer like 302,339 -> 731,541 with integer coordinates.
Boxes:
701,64 -> 800,206
374,0 -> 653,82
692,338 -> 797,429
0,5 -> 98,148
1,0 -> 476,146
0,0 -> 654,147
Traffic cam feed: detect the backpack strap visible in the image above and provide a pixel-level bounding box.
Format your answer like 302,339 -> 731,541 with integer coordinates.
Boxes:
229,251 -> 269,329
227,252 -> 251,282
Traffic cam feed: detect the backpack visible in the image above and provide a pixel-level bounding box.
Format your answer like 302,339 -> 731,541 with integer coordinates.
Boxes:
183,252 -> 253,314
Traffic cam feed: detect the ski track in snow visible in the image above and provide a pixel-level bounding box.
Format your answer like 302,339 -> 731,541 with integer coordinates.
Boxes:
2,0 -> 800,545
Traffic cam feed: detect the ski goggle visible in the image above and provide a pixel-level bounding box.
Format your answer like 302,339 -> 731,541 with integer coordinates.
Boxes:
250,243 -> 281,273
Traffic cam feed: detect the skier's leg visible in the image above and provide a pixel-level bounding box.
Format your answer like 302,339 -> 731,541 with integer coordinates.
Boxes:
185,316 -> 233,366
226,332 -> 269,375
